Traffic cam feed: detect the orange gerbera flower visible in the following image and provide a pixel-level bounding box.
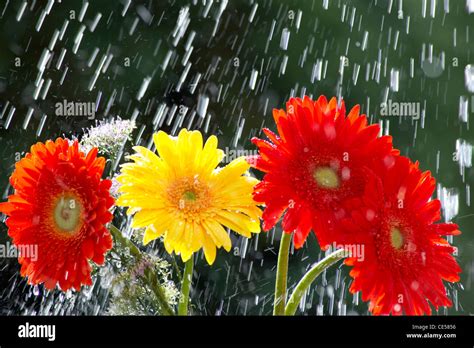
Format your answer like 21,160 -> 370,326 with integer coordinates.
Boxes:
341,155 -> 461,315
0,138 -> 114,291
249,95 -> 396,248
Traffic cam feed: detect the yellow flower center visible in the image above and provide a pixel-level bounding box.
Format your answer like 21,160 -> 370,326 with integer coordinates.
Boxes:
168,177 -> 211,220
313,166 -> 340,189
53,194 -> 83,233
390,227 -> 404,250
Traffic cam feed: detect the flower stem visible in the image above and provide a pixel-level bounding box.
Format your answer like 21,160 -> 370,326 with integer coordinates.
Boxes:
108,224 -> 175,316
171,255 -> 183,281
273,231 -> 292,315
285,248 -> 346,316
178,257 -> 194,315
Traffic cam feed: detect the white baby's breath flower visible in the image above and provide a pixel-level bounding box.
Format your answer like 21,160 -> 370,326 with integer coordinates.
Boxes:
80,117 -> 136,161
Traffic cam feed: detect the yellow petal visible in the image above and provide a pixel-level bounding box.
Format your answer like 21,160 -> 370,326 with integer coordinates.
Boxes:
116,193 -> 168,210
164,238 -> 175,254
153,131 -> 178,166
183,220 -> 195,250
126,206 -> 140,215
131,210 -> 160,228
210,157 -> 250,190
195,135 -> 224,177
178,129 -> 204,176
202,219 -> 232,251
226,205 -> 262,221
211,182 -> 259,209
214,210 -> 260,238
189,130 -> 203,151
190,220 -> 204,252
166,219 -> 186,244
180,248 -> 193,262
201,229 -> 217,265
143,225 -> 164,245
120,162 -> 168,184
131,146 -> 161,166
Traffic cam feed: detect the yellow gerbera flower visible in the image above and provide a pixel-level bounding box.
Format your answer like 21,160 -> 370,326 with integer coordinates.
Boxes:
116,129 -> 262,265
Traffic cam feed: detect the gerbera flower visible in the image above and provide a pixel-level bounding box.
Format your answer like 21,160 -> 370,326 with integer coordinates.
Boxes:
116,129 -> 261,265
0,138 -> 114,291
341,155 -> 461,315
249,95 -> 396,249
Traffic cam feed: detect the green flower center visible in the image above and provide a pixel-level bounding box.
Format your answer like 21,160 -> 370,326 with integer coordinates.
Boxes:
182,190 -> 197,201
313,166 -> 340,189
53,195 -> 82,232
390,227 -> 404,250
169,177 -> 211,218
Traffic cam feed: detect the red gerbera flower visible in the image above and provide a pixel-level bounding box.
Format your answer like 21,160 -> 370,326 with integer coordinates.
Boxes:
341,155 -> 461,315
249,95 -> 396,248
0,138 -> 114,291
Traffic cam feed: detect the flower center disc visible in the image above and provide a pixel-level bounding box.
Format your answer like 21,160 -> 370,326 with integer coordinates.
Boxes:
168,177 -> 211,219
183,190 -> 197,201
390,227 -> 404,250
53,194 -> 83,233
313,166 -> 340,189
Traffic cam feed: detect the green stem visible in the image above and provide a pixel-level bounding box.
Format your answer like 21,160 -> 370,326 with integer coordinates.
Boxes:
108,224 -> 175,316
285,248 -> 347,316
178,257 -> 194,315
273,231 -> 292,315
171,255 -> 183,281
